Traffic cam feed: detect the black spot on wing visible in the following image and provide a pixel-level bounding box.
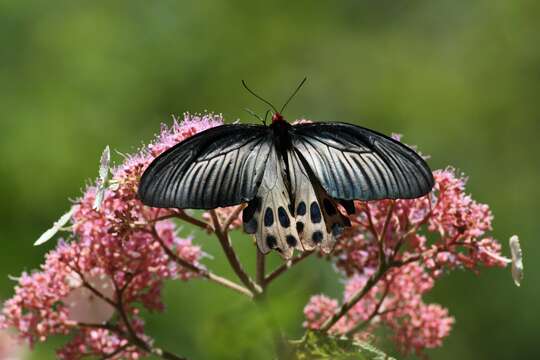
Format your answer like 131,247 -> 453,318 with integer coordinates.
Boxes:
286,235 -> 297,247
266,235 -> 277,249
310,201 -> 322,223
297,201 -> 306,216
312,231 -> 323,244
278,206 -> 290,228
264,208 -> 274,227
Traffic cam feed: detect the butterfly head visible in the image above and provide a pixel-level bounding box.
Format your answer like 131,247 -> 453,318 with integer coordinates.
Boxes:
271,112 -> 285,123
242,78 -> 307,126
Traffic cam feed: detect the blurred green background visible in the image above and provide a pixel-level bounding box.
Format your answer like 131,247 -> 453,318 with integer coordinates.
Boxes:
1,1 -> 538,359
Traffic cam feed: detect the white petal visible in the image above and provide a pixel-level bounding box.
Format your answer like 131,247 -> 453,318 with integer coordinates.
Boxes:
92,188 -> 105,211
0,329 -> 25,359
33,207 -> 74,246
509,235 -> 523,287
98,145 -> 111,181
92,145 -> 111,211
64,273 -> 115,324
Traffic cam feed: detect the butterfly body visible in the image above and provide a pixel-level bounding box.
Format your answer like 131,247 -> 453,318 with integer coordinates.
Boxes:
139,118 -> 434,258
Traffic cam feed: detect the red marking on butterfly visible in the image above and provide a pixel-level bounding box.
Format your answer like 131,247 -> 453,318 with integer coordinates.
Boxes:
272,112 -> 285,123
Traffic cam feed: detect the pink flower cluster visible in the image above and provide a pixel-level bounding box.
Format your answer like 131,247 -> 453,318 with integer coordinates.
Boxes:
305,264 -> 454,357
305,167 -> 508,357
0,113 -> 222,359
0,113 -> 511,360
333,168 -> 506,277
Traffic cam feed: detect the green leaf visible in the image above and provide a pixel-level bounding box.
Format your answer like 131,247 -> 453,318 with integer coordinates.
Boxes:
289,331 -> 395,360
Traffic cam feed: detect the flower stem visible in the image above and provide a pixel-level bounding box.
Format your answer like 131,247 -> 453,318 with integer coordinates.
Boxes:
223,204 -> 246,231
319,202 -> 396,333
377,201 -> 395,267
206,272 -> 254,298
151,226 -> 253,298
78,298 -> 189,359
319,263 -> 389,332
175,209 -> 212,231
209,210 -> 261,295
344,279 -> 391,337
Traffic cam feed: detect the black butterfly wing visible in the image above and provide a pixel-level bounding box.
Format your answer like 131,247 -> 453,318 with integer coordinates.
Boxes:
138,124 -> 272,209
290,122 -> 434,201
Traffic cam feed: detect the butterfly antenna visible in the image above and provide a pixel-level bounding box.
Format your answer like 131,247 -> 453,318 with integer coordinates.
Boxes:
264,109 -> 270,123
244,108 -> 266,125
280,77 -> 307,113
242,80 -> 279,114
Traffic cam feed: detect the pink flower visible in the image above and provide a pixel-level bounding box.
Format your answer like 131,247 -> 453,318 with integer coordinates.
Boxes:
1,116 -> 514,360
146,113 -> 223,159
1,113 -> 216,358
428,169 -> 492,240
388,303 -> 454,356
307,166 -> 505,357
303,295 -> 341,331
333,168 -> 507,276
1,242 -> 78,346
57,325 -> 146,360
304,264 -> 454,357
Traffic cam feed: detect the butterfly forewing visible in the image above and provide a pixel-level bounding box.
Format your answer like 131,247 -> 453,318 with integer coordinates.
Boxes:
138,124 -> 272,209
291,122 -> 434,201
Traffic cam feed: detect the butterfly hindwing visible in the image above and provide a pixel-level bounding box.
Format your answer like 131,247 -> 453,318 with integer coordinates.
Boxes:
139,124 -> 272,209
288,151 -> 351,254
291,122 -> 434,201
243,147 -> 299,259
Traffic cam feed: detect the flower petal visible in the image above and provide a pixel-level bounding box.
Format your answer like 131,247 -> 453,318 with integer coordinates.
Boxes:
509,235 -> 523,287
93,145 -> 110,211
34,207 -> 74,246
64,273 -> 115,324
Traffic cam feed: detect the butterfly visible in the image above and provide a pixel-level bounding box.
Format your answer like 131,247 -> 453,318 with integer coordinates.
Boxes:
138,80 -> 434,259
